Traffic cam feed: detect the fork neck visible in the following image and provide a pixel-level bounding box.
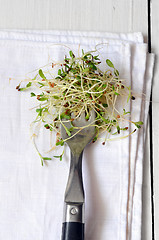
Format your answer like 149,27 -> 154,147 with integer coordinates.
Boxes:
63,150 -> 85,224
70,150 -> 83,167
64,150 -> 84,204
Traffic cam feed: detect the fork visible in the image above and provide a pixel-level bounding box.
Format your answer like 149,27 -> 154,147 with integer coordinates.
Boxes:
61,110 -> 96,240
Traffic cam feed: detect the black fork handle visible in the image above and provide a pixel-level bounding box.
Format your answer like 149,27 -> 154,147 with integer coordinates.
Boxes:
61,151 -> 85,240
62,222 -> 84,240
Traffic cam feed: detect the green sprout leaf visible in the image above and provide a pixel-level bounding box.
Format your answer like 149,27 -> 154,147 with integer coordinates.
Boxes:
69,50 -> 75,58
63,114 -> 71,120
103,103 -> 108,107
42,157 -> 52,160
19,82 -> 32,91
93,55 -> 100,60
106,59 -> 114,68
99,115 -> 110,124
26,82 -> 32,88
68,127 -> 74,132
53,155 -> 60,158
31,92 -> 36,97
114,69 -> 119,76
53,96 -> 59,99
38,82 -> 45,87
37,97 -> 48,101
58,69 -> 61,75
117,125 -> 120,134
41,158 -> 44,166
36,107 -> 43,116
44,124 -> 53,131
133,121 -> 143,128
127,86 -> 131,103
85,114 -> 90,120
123,109 -> 130,115
53,155 -> 63,161
56,139 -> 64,146
92,136 -> 97,143
65,128 -> 71,136
39,69 -> 46,79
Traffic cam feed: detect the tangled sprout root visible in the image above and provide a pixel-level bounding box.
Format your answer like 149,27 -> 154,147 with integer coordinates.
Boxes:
16,49 -> 143,164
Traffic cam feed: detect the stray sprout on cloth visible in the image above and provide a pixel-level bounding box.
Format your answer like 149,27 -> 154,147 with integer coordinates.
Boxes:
16,49 -> 143,165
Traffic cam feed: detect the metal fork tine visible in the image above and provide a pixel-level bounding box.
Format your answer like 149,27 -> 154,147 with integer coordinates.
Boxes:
88,109 -> 96,122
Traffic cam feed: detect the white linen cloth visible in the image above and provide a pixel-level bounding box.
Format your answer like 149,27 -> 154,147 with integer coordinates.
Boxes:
0,30 -> 154,240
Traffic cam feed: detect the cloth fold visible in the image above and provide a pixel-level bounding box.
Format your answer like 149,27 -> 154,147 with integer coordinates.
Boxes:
0,30 -> 154,240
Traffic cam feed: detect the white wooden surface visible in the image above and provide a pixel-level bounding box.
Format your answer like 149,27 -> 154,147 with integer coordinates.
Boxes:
0,0 -> 155,239
152,0 -> 159,239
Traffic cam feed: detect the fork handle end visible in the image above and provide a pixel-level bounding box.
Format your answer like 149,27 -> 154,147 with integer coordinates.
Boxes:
61,222 -> 84,240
